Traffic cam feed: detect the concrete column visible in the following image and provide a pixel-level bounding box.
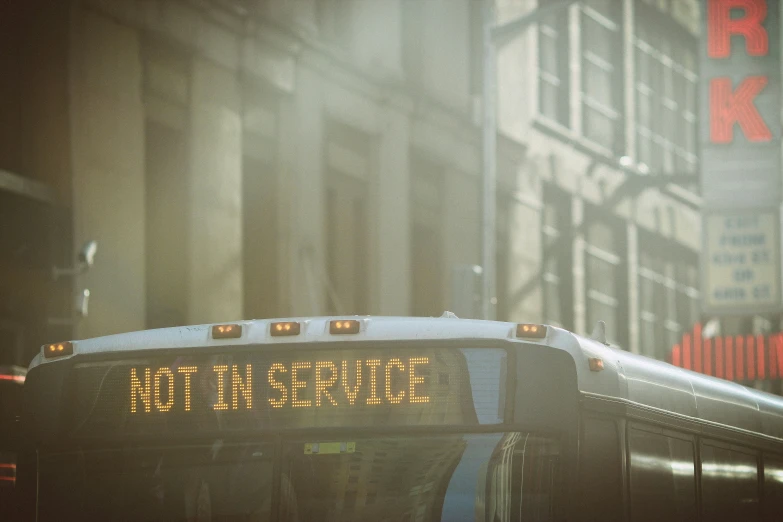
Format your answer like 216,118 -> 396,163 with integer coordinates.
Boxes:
286,66 -> 325,316
376,108 -> 410,315
623,0 -> 636,158
70,9 -> 145,338
568,4 -> 583,133
572,196 -> 586,335
627,222 -> 640,353
187,59 -> 243,324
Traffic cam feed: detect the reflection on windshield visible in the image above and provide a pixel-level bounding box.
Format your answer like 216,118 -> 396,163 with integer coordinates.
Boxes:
38,433 -> 559,522
39,442 -> 275,522
280,436 -> 467,521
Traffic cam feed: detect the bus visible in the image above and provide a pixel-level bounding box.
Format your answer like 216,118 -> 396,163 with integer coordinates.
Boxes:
15,314 -> 783,521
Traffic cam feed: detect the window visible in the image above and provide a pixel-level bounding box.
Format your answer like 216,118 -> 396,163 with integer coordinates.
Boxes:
485,433 -> 563,521
580,1 -> 623,152
324,120 -> 371,316
539,10 -> 570,126
585,212 -> 626,345
542,186 -> 573,329
38,444 -> 275,521
701,442 -> 760,522
242,82 -> 279,319
579,417 -> 623,522
629,427 -> 697,522
763,455 -> 783,522
634,4 -> 698,178
638,236 -> 699,359
410,152 -> 444,317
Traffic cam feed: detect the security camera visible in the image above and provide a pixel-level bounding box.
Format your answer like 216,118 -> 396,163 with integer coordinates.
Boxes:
79,240 -> 98,268
52,239 -> 98,280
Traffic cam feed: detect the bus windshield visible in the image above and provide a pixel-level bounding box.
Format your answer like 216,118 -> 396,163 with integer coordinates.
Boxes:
37,432 -> 561,522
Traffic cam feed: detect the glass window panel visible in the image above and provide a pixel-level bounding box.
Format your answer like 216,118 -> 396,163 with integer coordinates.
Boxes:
582,17 -> 610,61
539,12 -> 569,127
540,80 -> 560,123
587,221 -> 615,252
640,275 -> 656,313
540,30 -> 559,77
580,418 -> 623,522
583,61 -> 613,106
763,456 -> 783,522
584,108 -> 616,150
629,429 -> 697,522
486,434 -> 563,522
701,444 -> 760,522
38,443 -> 276,522
587,255 -> 617,299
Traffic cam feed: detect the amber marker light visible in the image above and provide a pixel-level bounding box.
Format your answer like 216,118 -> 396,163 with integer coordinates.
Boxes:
516,323 -> 547,339
212,324 -> 242,339
330,320 -> 360,334
271,321 -> 301,337
588,358 -> 605,372
43,341 -> 73,359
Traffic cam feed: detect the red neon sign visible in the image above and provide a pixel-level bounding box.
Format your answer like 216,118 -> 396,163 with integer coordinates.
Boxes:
708,0 -> 769,58
710,76 -> 772,142
670,324 -> 783,382
707,0 -> 773,144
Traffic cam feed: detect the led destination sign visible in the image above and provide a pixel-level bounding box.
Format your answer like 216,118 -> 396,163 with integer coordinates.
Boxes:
128,357 -> 432,413
67,348 -> 506,437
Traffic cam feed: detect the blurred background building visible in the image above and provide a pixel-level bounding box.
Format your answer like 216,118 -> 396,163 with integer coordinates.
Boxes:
0,0 -> 703,370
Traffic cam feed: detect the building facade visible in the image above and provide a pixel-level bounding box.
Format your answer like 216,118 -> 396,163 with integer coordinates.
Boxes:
0,0 -> 702,367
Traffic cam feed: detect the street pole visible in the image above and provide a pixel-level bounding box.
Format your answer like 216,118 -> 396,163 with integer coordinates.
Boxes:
480,0 -> 581,321
481,0 -> 498,321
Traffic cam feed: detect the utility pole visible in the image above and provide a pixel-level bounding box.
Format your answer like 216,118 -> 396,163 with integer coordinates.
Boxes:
480,0 -> 498,321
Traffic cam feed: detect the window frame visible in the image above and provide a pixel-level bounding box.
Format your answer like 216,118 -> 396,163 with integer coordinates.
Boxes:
637,231 -> 700,360
583,206 -> 628,346
541,185 -> 574,330
537,8 -> 571,127
633,1 -> 699,179
579,2 -> 625,154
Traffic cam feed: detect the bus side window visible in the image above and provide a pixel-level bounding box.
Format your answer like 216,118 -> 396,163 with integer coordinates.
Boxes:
579,417 -> 623,522
484,433 -> 562,522
628,427 -> 696,522
762,455 -> 783,522
701,441 -> 759,522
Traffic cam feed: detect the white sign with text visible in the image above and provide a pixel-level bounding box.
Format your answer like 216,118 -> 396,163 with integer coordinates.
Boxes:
704,212 -> 781,314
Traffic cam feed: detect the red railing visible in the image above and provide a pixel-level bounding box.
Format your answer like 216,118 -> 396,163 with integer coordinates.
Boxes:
670,323 -> 783,381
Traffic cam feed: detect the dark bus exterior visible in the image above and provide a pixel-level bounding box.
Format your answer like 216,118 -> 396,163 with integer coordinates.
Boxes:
16,316 -> 783,521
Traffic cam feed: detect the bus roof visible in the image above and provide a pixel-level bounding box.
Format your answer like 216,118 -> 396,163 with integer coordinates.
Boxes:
29,315 -> 783,442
